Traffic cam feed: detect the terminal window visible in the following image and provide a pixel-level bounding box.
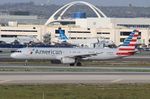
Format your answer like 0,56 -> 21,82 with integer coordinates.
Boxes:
120,38 -> 126,42
68,31 -> 91,33
118,24 -> 150,28
1,30 -> 37,32
1,35 -> 17,38
70,37 -> 76,39
55,30 -> 65,34
120,32 -> 141,36
120,32 -> 131,36
97,32 -> 110,34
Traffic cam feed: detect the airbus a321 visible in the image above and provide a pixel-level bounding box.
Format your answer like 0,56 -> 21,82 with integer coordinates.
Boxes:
11,30 -> 139,66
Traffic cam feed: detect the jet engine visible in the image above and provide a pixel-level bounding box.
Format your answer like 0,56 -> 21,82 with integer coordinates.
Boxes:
61,57 -> 75,64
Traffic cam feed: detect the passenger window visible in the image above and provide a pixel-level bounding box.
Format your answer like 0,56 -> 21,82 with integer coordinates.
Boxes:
15,51 -> 22,53
30,51 -> 33,54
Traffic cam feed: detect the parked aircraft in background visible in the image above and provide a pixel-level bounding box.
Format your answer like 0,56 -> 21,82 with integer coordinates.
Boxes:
57,27 -> 114,48
58,28 -> 68,42
11,30 -> 139,66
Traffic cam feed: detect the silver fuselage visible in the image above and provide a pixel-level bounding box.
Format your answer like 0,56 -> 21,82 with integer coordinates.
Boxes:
11,47 -> 121,60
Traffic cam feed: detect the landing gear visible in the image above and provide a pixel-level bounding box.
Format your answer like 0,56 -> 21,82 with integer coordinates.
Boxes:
70,63 -> 75,66
69,58 -> 82,66
76,62 -> 82,66
69,62 -> 82,66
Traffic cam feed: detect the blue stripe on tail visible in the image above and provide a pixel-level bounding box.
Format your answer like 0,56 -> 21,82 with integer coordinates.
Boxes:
122,31 -> 135,46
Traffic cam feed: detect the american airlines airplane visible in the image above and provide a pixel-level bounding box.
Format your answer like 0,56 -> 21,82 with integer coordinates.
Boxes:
11,30 -> 139,66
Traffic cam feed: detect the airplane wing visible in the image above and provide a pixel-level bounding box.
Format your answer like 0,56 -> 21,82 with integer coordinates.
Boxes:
65,52 -> 103,58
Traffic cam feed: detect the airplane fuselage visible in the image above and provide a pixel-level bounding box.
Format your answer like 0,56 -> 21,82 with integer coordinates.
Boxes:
11,47 -> 120,60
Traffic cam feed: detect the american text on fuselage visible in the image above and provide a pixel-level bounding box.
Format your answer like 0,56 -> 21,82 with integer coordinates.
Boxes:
34,49 -> 63,55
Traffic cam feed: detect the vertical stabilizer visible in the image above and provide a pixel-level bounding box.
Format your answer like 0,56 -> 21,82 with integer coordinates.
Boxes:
117,30 -> 139,56
58,29 -> 68,42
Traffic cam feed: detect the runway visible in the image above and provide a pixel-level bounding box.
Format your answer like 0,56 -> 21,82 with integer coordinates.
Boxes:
1,72 -> 150,84
0,52 -> 150,84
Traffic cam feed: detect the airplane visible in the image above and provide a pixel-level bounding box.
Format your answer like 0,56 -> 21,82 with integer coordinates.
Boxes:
11,30 -> 139,66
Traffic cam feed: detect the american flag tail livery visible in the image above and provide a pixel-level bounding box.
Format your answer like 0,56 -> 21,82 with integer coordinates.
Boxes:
117,30 -> 139,56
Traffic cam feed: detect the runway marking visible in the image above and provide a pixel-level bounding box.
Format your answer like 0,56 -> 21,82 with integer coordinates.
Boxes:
0,80 -> 11,84
111,79 -> 122,83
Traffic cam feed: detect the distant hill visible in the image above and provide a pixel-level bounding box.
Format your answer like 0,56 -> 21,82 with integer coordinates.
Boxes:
0,2 -> 150,19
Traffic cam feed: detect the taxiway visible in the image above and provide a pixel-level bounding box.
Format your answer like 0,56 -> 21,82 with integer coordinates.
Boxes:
0,72 -> 150,84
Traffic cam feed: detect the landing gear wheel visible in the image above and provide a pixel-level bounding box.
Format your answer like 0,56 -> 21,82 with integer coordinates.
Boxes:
70,63 -> 75,66
77,62 -> 82,66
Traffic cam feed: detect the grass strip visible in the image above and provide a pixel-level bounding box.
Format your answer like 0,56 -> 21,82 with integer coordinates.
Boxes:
0,84 -> 150,99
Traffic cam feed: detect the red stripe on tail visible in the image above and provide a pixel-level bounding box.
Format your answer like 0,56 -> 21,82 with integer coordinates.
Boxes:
134,34 -> 138,37
131,39 -> 137,42
128,44 -> 135,46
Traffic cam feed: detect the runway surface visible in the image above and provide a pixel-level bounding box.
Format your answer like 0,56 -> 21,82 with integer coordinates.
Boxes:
0,52 -> 150,84
1,72 -> 150,84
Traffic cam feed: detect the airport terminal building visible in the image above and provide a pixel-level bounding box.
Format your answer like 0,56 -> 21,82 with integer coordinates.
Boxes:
0,1 -> 150,46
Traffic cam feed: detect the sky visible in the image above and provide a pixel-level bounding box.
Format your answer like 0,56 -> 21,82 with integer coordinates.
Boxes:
0,0 -> 150,7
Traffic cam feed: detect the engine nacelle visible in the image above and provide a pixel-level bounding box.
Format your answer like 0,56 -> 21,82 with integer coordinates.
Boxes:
61,57 -> 75,64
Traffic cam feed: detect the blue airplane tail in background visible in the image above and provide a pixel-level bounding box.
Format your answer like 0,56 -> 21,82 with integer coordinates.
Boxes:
58,29 -> 68,42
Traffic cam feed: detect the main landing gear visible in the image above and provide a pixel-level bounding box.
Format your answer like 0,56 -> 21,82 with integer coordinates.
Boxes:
69,58 -> 82,66
70,62 -> 82,66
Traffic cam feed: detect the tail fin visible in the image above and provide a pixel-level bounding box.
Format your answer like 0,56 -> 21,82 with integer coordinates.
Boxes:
117,30 -> 139,56
58,29 -> 68,42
